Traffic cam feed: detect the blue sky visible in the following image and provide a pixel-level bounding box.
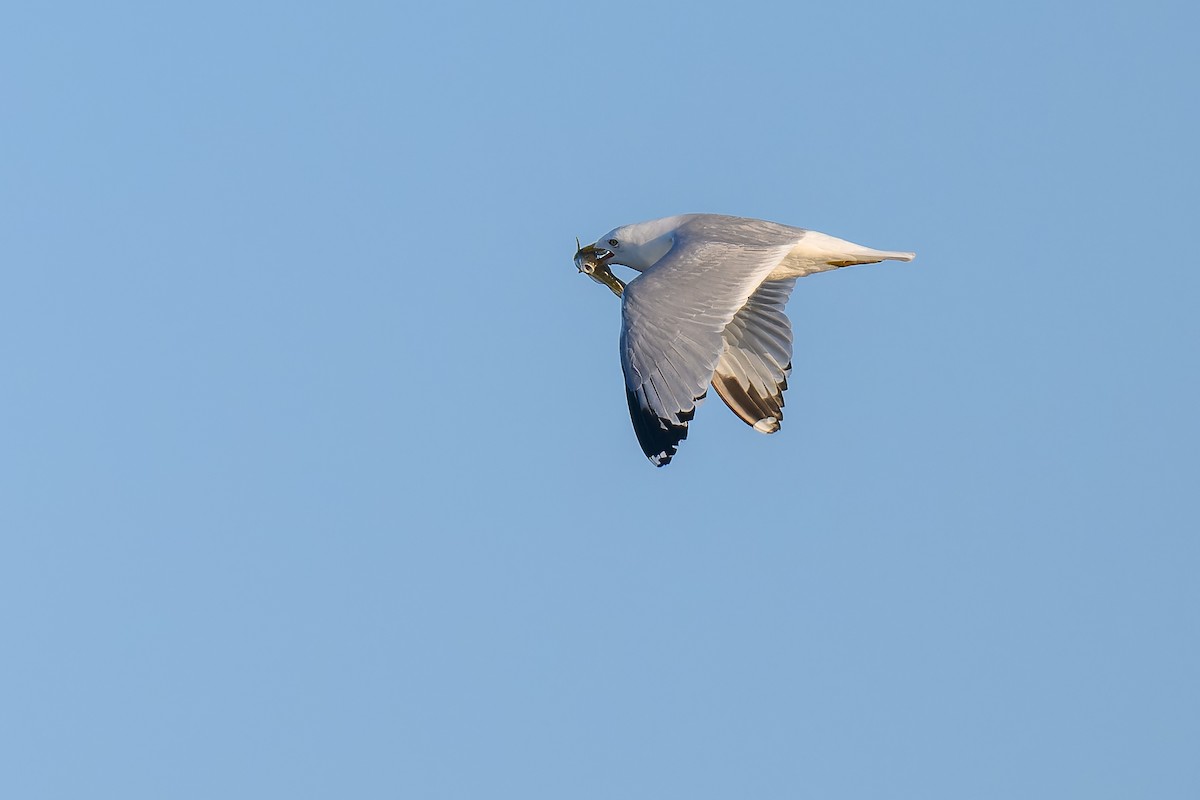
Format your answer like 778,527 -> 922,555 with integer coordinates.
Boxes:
2,1 -> 1198,797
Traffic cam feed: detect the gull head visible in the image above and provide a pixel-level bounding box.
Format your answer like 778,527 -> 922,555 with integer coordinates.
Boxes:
582,220 -> 679,272
574,238 -> 625,298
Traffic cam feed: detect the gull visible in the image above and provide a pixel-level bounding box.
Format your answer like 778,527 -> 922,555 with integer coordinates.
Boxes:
575,214 -> 914,467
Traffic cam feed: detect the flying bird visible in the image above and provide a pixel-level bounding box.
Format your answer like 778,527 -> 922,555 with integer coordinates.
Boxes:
575,214 -> 915,467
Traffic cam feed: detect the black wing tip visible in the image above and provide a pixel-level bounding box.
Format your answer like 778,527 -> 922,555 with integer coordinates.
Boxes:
710,373 -> 787,434
626,387 -> 689,467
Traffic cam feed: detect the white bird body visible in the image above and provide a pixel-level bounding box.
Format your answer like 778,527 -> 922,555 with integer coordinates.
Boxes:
576,214 -> 915,466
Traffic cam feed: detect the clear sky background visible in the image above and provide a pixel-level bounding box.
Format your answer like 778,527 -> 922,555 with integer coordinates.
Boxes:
3,1 -> 1198,798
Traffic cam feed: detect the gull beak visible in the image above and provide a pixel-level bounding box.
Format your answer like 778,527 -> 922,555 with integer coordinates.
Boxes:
573,241 -> 614,270
573,239 -> 624,298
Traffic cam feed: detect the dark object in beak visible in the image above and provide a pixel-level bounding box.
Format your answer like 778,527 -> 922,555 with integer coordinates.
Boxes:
573,242 -> 624,298
574,242 -> 614,268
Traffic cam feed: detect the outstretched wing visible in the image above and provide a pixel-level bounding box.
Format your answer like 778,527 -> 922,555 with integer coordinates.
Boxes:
711,278 -> 796,434
620,232 -> 795,466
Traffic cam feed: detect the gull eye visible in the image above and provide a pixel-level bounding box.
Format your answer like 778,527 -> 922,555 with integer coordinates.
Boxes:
608,239 -> 619,247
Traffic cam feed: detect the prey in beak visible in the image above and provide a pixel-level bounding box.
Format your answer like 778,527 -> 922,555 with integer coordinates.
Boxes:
574,238 -> 626,298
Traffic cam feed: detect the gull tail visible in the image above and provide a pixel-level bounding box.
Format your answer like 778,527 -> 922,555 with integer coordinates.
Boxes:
835,247 -> 915,264
776,231 -> 915,278
840,247 -> 915,264
807,231 -> 914,265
